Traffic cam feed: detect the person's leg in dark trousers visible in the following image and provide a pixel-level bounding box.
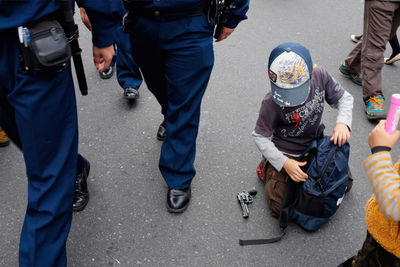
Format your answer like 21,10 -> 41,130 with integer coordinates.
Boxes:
345,41 -> 362,75
0,33 -> 77,267
130,17 -> 168,116
389,33 -> 400,55
115,25 -> 143,92
130,15 -> 214,197
385,29 -> 400,64
342,37 -> 363,86
361,1 -> 400,100
161,16 -> 214,189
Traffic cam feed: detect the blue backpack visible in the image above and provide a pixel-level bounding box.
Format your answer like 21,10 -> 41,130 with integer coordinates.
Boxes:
240,133 -> 350,245
287,135 -> 350,231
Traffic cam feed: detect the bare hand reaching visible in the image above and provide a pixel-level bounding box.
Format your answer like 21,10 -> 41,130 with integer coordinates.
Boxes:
283,158 -> 308,182
330,122 -> 350,147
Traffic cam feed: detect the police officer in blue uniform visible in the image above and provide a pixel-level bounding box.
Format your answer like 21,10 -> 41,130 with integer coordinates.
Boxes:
80,1 -> 143,100
123,0 -> 249,213
115,22 -> 143,100
0,1 -> 118,266
115,20 -> 143,100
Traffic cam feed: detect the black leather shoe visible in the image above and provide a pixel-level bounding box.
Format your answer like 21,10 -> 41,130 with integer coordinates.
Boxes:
157,120 -> 167,141
73,158 -> 90,212
99,66 -> 114,79
166,187 -> 191,213
123,87 -> 139,100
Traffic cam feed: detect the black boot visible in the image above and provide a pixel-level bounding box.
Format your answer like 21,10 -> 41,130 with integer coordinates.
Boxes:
166,187 -> 191,213
157,120 -> 167,141
73,158 -> 90,212
99,65 -> 114,79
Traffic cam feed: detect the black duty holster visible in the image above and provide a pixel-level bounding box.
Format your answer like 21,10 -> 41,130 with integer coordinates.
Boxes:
19,19 -> 71,76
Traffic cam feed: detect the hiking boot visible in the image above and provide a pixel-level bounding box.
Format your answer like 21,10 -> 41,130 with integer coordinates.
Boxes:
0,127 -> 10,147
339,62 -> 362,86
384,52 -> 400,65
364,95 -> 386,120
350,34 -> 362,43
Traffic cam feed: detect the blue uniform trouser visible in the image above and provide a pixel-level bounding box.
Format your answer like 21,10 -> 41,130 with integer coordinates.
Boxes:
129,15 -> 214,188
0,31 -> 77,267
112,24 -> 142,90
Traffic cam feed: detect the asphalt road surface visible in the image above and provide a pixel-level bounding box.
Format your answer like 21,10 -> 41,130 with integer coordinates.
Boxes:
1,0 -> 400,266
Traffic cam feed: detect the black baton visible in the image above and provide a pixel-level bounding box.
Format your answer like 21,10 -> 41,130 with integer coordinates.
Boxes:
59,0 -> 88,96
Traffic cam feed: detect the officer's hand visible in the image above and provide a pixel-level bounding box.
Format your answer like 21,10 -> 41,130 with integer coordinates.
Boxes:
215,27 -> 235,42
330,122 -> 350,147
283,158 -> 308,182
93,45 -> 114,72
368,120 -> 400,149
80,8 -> 92,32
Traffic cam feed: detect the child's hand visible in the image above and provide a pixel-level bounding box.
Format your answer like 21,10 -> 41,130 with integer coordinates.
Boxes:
283,159 -> 308,182
331,123 -> 350,147
368,120 -> 400,149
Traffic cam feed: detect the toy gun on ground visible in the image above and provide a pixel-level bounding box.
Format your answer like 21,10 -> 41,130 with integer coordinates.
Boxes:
237,188 -> 257,218
208,0 -> 234,39
58,0 -> 88,96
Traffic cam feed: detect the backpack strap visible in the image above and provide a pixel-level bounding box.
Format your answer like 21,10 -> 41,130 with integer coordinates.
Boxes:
239,229 -> 285,245
294,123 -> 325,161
314,144 -> 337,189
238,178 -> 302,245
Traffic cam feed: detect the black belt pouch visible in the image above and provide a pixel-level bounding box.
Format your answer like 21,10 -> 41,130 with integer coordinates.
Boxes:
20,20 -> 71,76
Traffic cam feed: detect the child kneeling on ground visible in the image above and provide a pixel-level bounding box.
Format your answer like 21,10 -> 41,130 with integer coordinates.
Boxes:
339,120 -> 400,267
253,42 -> 354,217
